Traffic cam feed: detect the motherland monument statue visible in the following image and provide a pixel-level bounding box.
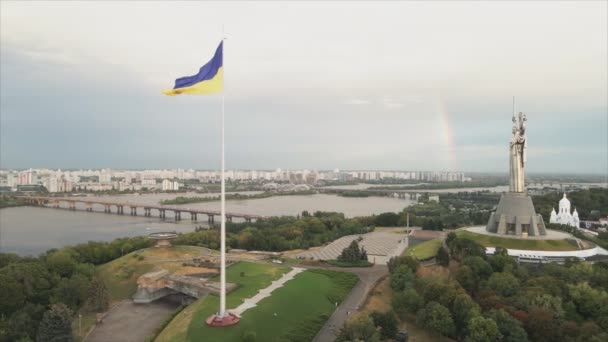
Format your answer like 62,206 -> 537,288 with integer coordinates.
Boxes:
486,104 -> 546,237
510,112 -> 526,193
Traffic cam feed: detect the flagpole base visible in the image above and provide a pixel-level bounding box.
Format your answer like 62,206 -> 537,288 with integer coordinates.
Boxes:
206,312 -> 240,327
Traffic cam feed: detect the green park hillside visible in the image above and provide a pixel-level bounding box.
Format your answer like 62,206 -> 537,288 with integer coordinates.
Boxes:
456,230 -> 580,251
406,239 -> 443,260
156,263 -> 358,342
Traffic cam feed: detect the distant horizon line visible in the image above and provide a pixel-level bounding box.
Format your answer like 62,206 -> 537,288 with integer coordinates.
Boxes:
1,167 -> 606,177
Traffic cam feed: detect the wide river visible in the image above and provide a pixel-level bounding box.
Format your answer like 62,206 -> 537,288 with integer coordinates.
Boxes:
0,192 -> 413,256
5,181 -> 605,256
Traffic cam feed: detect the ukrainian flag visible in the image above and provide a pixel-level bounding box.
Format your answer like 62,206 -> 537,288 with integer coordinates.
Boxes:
163,42 -> 223,95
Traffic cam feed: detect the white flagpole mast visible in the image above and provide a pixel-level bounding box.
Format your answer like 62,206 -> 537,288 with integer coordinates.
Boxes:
220,25 -> 227,317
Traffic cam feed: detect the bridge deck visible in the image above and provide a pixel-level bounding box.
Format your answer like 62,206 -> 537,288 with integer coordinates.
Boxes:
17,196 -> 264,219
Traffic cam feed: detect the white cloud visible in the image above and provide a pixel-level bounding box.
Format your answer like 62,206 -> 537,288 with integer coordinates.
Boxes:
343,99 -> 371,105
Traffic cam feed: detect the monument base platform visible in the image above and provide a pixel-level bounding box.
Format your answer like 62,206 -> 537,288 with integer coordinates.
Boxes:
206,312 -> 241,327
486,192 -> 547,236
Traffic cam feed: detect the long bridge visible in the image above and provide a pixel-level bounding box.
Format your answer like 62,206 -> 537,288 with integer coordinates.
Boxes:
17,196 -> 264,223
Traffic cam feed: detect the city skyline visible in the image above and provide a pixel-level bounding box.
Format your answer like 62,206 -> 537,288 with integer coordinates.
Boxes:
1,2 -> 607,173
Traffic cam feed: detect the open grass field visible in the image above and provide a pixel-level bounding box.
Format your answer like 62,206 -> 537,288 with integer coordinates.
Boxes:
155,261 -> 289,341
139,245 -> 208,259
97,246 -> 217,301
406,239 -> 442,260
325,259 -> 373,267
457,230 -> 580,251
156,265 -> 358,342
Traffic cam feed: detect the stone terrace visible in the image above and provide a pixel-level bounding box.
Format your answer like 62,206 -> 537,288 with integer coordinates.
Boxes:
296,230 -> 408,265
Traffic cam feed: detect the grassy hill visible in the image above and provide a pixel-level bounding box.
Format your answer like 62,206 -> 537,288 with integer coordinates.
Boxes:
156,265 -> 358,342
406,239 -> 443,260
457,230 -> 580,251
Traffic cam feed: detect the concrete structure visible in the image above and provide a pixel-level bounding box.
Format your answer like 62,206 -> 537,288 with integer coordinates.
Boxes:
486,192 -> 547,236
550,193 -> 580,228
17,196 -> 263,223
132,269 -> 236,304
149,232 -> 178,248
486,110 -> 546,236
296,230 -> 408,265
485,246 -> 608,264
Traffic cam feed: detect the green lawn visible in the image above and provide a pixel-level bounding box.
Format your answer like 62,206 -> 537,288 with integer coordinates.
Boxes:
156,261 -> 289,341
406,239 -> 443,260
457,230 -> 580,251
326,259 -> 373,267
156,264 -> 358,342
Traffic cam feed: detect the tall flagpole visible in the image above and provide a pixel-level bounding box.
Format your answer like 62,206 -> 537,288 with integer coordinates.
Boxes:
207,26 -> 239,327
220,25 -> 226,317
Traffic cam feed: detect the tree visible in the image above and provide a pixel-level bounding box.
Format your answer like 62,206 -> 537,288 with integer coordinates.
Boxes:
392,288 -> 422,316
452,293 -> 481,337
387,256 -> 419,274
7,303 -> 45,341
46,251 -> 77,278
336,317 -> 381,342
423,282 -> 458,308
390,266 -> 416,291
488,252 -> 517,273
374,212 -> 400,227
37,304 -> 73,342
465,316 -> 501,342
462,256 -> 493,280
486,272 -> 520,297
436,246 -> 450,266
528,294 -> 564,320
485,309 -> 528,342
456,265 -> 477,293
525,307 -> 559,342
51,274 -> 89,310
446,232 -> 457,246
86,276 -> 109,313
338,241 -> 367,262
370,311 -> 398,340
0,273 -> 25,315
416,301 -> 455,337
449,237 -> 486,260
567,283 -> 608,320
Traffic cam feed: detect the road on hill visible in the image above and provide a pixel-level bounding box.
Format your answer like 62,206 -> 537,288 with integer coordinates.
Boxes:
301,264 -> 389,342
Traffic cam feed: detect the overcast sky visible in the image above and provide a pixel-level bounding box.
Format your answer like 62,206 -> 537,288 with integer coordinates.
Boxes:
1,1 -> 606,173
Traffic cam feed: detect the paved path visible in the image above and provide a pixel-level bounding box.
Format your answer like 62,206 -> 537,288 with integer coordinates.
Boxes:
232,267 -> 305,315
87,298 -> 181,342
308,264 -> 389,342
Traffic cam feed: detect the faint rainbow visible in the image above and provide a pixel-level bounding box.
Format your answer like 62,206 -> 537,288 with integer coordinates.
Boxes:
436,95 -> 457,170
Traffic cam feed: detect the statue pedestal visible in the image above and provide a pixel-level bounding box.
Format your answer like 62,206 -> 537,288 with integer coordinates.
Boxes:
206,312 -> 240,327
486,192 -> 546,236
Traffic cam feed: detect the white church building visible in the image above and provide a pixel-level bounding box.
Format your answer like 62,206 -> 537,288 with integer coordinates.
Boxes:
550,193 -> 580,228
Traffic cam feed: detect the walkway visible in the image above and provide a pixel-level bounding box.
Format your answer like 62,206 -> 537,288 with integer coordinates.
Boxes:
232,267 -> 305,316
308,264 -> 389,342
86,297 -> 181,342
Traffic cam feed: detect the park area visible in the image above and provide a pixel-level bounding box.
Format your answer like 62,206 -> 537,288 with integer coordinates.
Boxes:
156,262 -> 358,342
405,239 -> 442,260
457,230 -> 581,251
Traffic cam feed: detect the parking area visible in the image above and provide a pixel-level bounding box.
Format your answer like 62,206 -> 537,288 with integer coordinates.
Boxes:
86,297 -> 181,342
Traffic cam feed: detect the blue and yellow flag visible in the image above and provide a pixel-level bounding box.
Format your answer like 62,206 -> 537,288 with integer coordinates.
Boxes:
163,42 -> 223,95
